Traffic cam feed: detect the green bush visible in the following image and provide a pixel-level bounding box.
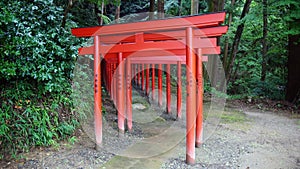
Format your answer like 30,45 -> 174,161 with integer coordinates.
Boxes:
0,0 -> 82,157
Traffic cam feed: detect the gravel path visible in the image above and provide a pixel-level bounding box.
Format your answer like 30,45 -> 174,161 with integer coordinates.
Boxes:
162,110 -> 300,169
2,92 -> 300,169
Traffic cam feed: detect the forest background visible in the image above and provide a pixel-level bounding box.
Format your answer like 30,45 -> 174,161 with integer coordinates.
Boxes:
0,0 -> 299,158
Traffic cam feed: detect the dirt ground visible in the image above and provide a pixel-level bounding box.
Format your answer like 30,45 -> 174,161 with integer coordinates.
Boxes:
1,91 -> 300,169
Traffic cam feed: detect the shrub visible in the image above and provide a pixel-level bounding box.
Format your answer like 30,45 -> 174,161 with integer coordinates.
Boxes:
0,0 -> 81,157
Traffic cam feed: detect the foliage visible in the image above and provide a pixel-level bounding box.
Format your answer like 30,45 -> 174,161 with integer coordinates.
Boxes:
71,57 -> 95,123
164,0 -> 181,16
63,0 -> 99,27
222,0 -> 297,100
0,0 -> 81,157
164,0 -> 208,16
120,0 -> 149,16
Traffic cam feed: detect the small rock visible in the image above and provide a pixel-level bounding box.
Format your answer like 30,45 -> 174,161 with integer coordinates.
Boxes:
132,103 -> 146,110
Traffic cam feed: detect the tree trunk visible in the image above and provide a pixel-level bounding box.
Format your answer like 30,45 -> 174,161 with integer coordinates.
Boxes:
207,0 -> 225,87
178,0 -> 182,16
191,0 -> 199,15
261,0 -> 268,81
226,0 -> 252,82
149,0 -> 155,20
157,0 -> 164,19
100,1 -> 104,25
208,0 -> 225,12
61,0 -> 75,28
115,3 -> 121,23
94,2 -> 105,25
222,0 -> 235,68
286,33 -> 300,103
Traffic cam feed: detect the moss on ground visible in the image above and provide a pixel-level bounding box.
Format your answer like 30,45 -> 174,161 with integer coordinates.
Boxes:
220,110 -> 247,123
204,107 -> 247,124
297,120 -> 300,127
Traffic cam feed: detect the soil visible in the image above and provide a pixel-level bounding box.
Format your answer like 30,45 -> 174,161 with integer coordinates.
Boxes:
1,89 -> 300,169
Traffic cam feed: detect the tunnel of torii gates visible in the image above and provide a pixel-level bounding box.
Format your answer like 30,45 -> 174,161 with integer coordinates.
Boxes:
71,12 -> 227,164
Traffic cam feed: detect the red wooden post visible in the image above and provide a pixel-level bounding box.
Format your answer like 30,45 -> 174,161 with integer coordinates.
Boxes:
196,48 -> 203,147
111,63 -> 114,99
141,64 -> 145,91
107,64 -> 109,91
137,64 -> 140,87
152,64 -> 155,100
135,64 -> 137,84
105,63 -> 107,91
113,63 -> 117,104
109,63 -> 112,98
126,58 -> 133,132
166,64 -> 171,113
132,63 -> 134,81
177,61 -> 182,119
146,64 -> 150,95
117,53 -> 125,134
105,63 -> 107,87
104,62 -> 108,91
133,64 -> 136,84
186,27 -> 196,165
112,64 -> 114,100
158,64 -> 163,107
94,35 -> 102,149
132,64 -> 134,84
103,62 -> 106,90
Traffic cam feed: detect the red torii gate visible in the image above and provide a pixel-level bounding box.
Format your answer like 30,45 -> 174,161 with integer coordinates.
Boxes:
71,12 -> 227,164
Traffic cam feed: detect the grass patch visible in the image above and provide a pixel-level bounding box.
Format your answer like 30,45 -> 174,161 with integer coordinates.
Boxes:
297,120 -> 300,127
154,116 -> 166,122
291,113 -> 300,119
202,107 -> 247,124
220,110 -> 247,123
